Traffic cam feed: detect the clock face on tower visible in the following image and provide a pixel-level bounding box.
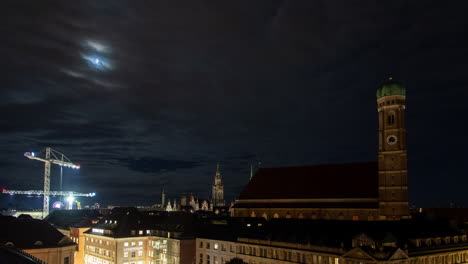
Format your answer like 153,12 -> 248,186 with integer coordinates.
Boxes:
386,135 -> 398,145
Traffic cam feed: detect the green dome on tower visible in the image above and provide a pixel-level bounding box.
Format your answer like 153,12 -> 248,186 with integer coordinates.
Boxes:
376,77 -> 406,99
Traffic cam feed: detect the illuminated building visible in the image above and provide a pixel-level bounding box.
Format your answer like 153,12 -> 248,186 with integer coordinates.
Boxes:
232,79 -> 410,220
83,207 -> 196,264
44,210 -> 103,264
196,218 -> 468,264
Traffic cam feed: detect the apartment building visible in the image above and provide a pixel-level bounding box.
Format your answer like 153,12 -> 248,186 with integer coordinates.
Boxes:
83,207 -> 196,264
196,218 -> 468,264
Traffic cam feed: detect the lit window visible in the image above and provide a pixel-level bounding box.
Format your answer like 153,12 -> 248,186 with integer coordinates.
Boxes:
138,251 -> 143,257
124,242 -> 129,247
138,241 -> 143,246
131,242 -> 136,246
138,261 -> 143,264
139,230 -> 143,235
335,258 -> 339,264
124,252 -> 129,257
214,243 -> 219,250
146,230 -> 150,235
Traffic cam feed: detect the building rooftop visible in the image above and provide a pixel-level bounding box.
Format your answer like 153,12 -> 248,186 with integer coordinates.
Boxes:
44,209 -> 103,229
0,215 -> 75,249
237,162 -> 378,200
0,244 -> 46,264
376,78 -> 406,99
85,207 -> 199,239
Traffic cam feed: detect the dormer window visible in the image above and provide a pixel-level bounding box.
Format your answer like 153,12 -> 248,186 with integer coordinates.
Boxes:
415,239 -> 421,247
426,239 -> 432,246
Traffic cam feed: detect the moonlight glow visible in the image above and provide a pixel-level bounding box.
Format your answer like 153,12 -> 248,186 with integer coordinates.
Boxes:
82,54 -> 112,70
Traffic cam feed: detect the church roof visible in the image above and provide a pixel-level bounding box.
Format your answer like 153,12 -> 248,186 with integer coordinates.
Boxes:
376,78 -> 406,99
238,162 -> 378,200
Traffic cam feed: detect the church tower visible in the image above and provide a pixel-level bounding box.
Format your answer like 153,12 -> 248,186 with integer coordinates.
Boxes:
377,78 -> 410,220
212,163 -> 225,207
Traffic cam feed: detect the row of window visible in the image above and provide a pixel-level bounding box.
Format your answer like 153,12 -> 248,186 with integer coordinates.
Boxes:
86,237 -> 113,246
86,245 -> 114,258
199,241 -> 234,252
124,241 -> 144,247
378,99 -> 404,107
199,254 -> 228,264
123,251 -> 143,258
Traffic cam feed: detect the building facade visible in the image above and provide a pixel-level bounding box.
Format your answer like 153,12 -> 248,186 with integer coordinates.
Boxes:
196,219 -> 468,264
0,215 -> 76,264
232,79 -> 410,221
82,208 -> 196,264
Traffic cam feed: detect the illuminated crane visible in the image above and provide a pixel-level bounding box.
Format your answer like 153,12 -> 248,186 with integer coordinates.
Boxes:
24,147 -> 80,218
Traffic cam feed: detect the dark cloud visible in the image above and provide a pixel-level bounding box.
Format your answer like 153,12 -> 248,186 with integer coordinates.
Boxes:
1,0 -> 468,208
119,157 -> 201,174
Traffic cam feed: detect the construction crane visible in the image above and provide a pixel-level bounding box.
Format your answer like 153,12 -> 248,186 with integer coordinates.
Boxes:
1,189 -> 95,197
1,189 -> 95,210
24,147 -> 81,218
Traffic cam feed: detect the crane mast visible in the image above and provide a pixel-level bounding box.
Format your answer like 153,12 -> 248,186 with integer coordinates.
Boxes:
44,147 -> 51,218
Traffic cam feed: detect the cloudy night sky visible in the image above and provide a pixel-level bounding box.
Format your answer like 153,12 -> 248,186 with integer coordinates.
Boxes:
1,1 -> 467,208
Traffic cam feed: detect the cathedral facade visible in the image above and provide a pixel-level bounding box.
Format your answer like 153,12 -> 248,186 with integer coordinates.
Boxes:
232,79 -> 410,220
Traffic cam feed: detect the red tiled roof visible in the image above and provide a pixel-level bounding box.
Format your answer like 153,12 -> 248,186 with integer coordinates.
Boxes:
238,162 -> 378,200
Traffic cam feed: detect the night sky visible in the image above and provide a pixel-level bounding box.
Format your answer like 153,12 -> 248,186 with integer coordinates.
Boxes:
1,1 -> 468,208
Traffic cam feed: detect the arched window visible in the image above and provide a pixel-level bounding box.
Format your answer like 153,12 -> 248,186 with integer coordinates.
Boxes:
387,112 -> 395,125
251,211 -> 256,217
262,213 -> 268,220
273,213 -> 279,219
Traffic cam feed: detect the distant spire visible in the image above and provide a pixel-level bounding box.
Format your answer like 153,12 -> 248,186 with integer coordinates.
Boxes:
162,186 -> 166,207
250,163 -> 254,180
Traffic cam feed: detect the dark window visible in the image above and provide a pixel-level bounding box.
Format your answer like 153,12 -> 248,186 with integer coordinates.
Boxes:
387,114 -> 395,125
199,254 -> 203,264
131,251 -> 136,257
206,242 -> 210,249
199,241 -> 203,248
64,257 -> 69,264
